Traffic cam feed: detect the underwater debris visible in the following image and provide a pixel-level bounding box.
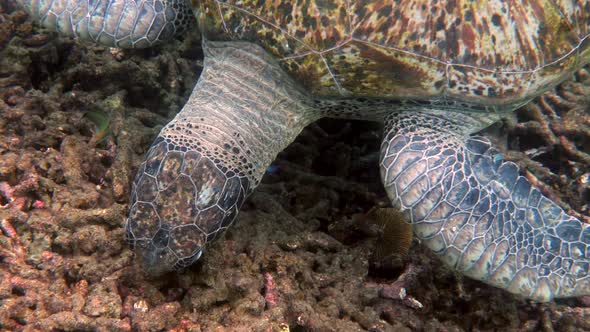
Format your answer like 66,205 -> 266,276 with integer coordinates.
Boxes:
0,218 -> 18,239
32,199 -> 44,209
264,272 -> 279,309
0,173 -> 40,211
378,263 -> 425,310
277,322 -> 290,332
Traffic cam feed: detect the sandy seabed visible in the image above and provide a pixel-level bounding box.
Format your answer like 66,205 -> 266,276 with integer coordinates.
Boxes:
1,1 -> 589,331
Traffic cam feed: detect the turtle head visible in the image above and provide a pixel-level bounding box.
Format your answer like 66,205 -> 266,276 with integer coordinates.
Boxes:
125,137 -> 246,275
124,40 -> 313,275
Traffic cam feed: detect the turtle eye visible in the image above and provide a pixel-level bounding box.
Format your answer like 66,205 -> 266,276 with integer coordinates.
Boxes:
126,137 -> 246,275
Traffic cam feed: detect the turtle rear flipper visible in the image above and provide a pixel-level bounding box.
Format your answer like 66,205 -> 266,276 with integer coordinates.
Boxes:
126,41 -> 318,275
17,0 -> 194,47
380,110 -> 590,302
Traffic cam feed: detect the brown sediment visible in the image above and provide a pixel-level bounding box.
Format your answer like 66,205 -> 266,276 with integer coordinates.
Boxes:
0,1 -> 589,330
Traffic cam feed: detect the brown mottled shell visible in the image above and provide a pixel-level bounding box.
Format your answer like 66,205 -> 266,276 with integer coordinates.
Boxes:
196,0 -> 590,107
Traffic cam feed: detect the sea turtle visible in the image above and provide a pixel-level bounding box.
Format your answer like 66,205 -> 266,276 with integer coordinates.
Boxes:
17,0 -> 590,302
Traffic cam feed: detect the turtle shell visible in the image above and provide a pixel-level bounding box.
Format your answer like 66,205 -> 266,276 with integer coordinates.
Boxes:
195,0 -> 590,107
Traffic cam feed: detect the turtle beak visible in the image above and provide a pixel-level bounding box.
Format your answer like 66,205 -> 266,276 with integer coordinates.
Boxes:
126,222 -> 205,277
136,241 -> 178,277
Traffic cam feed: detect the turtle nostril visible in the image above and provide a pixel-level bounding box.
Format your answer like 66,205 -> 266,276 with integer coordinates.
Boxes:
152,226 -> 171,248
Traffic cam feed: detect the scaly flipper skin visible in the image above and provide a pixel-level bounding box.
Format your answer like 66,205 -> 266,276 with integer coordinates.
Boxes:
380,110 -> 590,301
17,0 -> 194,47
126,41 -> 317,275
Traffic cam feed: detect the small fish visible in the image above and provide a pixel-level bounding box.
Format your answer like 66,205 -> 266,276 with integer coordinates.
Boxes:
356,207 -> 413,265
84,110 -> 110,146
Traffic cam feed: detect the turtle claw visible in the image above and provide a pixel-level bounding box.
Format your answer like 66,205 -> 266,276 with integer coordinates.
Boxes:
126,138 -> 246,275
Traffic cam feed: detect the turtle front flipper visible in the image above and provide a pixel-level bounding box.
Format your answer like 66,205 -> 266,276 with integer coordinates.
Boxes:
380,110 -> 589,302
126,41 -> 317,275
17,0 -> 194,47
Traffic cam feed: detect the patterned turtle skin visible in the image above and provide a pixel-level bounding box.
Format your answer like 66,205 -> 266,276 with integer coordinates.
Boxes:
17,0 -> 590,301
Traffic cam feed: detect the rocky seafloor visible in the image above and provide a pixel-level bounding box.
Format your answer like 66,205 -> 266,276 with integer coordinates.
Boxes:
1,2 -> 589,331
